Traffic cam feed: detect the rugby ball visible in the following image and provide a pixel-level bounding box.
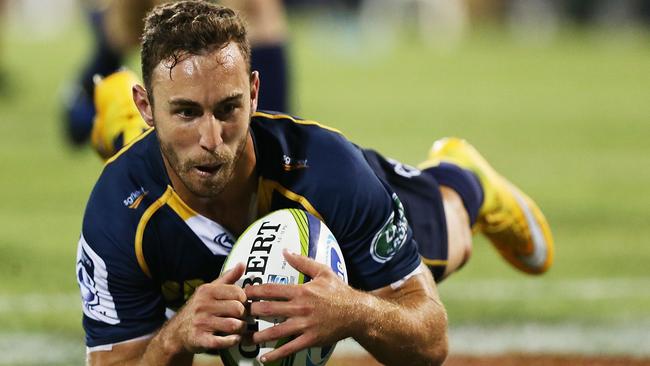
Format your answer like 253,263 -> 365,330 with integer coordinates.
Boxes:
220,208 -> 347,366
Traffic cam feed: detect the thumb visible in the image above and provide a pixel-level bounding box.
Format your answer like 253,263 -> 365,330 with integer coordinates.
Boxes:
216,262 -> 245,285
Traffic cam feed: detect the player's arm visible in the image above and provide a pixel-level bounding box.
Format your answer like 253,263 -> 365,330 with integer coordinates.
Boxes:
245,253 -> 448,366
361,261 -> 448,365
87,264 -> 247,366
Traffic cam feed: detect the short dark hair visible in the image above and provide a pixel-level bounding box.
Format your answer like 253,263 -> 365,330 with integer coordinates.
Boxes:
141,0 -> 251,95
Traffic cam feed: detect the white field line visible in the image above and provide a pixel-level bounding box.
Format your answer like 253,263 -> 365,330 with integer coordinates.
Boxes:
335,322 -> 650,358
447,323 -> 650,356
0,293 -> 79,313
437,277 -> 650,301
0,332 -> 84,365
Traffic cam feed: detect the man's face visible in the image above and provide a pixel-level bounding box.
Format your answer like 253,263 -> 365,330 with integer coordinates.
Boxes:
148,43 -> 258,198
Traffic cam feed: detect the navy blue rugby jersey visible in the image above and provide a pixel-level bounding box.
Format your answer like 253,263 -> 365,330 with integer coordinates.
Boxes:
76,111 -> 422,348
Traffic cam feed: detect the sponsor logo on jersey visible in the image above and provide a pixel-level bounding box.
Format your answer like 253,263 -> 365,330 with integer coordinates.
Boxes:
370,193 -> 409,263
184,216 -> 232,256
123,187 -> 148,209
76,235 -> 120,324
77,251 -> 99,307
387,157 -> 422,178
213,232 -> 235,249
282,154 -> 309,171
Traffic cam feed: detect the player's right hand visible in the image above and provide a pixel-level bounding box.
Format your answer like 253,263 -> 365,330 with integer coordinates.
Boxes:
169,263 -> 247,354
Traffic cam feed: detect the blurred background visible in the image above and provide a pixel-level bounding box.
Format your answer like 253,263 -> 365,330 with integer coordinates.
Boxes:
0,0 -> 649,364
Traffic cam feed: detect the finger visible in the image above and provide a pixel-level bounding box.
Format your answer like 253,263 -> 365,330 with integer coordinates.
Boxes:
260,333 -> 313,363
251,318 -> 303,345
212,285 -> 247,303
216,262 -> 246,285
245,283 -> 298,301
283,249 -> 327,278
198,333 -> 242,351
210,299 -> 246,318
204,316 -> 248,336
250,299 -> 309,318
197,283 -> 247,304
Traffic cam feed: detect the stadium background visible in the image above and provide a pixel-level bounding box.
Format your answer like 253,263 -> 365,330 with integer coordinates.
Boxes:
0,0 -> 649,364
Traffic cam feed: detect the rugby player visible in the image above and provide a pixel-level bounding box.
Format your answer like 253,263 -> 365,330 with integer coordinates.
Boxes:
76,1 -> 554,365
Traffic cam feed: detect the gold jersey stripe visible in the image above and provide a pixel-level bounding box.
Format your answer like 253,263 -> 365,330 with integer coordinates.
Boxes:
257,178 -> 324,222
421,257 -> 448,267
135,185 -> 173,278
253,111 -> 343,135
105,127 -> 155,166
167,190 -> 199,221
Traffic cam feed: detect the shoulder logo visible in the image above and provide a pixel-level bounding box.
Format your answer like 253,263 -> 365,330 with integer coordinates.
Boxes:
282,154 -> 309,171
370,193 -> 409,263
123,187 -> 148,209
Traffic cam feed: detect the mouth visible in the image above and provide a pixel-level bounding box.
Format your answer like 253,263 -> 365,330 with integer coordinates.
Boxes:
193,163 -> 223,176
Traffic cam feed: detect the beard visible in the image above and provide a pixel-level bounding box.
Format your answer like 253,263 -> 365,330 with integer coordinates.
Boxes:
159,131 -> 249,198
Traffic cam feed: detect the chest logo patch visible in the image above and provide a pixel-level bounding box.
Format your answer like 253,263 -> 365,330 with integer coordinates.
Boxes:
213,232 -> 235,249
282,154 -> 309,171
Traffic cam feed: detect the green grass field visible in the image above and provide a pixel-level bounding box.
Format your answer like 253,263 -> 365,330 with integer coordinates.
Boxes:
1,11 -> 649,365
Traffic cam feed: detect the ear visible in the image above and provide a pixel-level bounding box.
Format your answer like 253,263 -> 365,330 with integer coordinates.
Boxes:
249,71 -> 260,113
133,84 -> 155,127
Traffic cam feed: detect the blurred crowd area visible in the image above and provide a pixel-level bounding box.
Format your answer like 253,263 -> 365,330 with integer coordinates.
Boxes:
2,0 -> 650,39
0,0 -> 648,92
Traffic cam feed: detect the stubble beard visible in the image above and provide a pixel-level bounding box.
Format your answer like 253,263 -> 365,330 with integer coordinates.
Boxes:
160,130 -> 249,199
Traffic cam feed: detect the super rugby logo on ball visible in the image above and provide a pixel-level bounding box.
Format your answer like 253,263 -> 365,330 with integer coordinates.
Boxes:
220,209 -> 348,366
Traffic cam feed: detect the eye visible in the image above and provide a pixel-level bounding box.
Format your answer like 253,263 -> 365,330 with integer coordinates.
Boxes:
215,103 -> 239,119
222,104 -> 235,114
174,107 -> 201,120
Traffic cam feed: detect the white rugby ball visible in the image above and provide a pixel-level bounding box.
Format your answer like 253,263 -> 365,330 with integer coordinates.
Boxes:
220,208 -> 348,366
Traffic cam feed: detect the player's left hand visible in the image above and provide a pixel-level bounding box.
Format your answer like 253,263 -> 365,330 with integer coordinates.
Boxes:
244,249 -> 360,363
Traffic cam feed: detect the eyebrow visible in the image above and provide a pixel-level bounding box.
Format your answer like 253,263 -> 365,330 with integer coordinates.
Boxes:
168,98 -> 199,107
168,93 -> 244,107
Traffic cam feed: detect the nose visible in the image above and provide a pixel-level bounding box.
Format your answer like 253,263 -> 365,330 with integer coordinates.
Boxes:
198,116 -> 223,151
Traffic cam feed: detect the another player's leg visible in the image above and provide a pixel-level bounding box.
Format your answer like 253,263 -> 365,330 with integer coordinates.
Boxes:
224,0 -> 290,112
63,0 -> 154,147
421,138 -> 554,274
63,8 -> 123,145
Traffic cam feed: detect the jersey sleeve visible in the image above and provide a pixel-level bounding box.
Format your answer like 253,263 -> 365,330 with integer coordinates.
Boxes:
313,138 -> 422,291
76,185 -> 166,348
